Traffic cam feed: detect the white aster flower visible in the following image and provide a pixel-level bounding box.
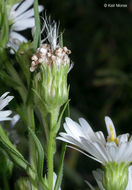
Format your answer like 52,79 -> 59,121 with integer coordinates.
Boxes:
0,92 -> 13,121
57,116 -> 132,165
7,0 -> 43,52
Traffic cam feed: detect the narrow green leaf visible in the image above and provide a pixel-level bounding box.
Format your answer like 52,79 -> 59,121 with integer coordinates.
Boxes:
32,89 -> 46,108
33,0 -> 41,51
54,100 -> 70,134
54,143 -> 66,190
54,101 -> 70,190
28,128 -> 44,180
0,126 -> 31,171
0,0 -> 9,47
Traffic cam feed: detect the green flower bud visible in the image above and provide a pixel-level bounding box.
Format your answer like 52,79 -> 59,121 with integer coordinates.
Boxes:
31,44 -> 71,112
103,162 -> 129,190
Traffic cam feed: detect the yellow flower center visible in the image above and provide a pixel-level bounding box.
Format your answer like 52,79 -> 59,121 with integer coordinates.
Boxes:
107,125 -> 119,145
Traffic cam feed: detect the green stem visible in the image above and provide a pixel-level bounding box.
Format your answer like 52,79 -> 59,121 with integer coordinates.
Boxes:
41,110 -> 49,143
47,109 -> 59,190
27,105 -> 38,190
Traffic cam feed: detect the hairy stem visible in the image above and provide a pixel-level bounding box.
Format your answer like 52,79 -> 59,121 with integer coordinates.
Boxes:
27,105 -> 38,190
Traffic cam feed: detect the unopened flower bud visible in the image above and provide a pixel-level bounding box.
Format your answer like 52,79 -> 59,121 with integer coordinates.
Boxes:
31,43 -> 71,112
31,16 -> 72,112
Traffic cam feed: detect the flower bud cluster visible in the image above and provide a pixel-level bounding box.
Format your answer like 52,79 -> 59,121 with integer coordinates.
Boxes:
30,44 -> 71,72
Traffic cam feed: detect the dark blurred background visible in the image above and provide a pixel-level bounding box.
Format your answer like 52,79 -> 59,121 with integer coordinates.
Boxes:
37,0 -> 132,189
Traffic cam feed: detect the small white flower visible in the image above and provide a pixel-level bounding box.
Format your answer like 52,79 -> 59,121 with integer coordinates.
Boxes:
7,0 -> 44,52
57,116 -> 132,165
0,92 -> 13,121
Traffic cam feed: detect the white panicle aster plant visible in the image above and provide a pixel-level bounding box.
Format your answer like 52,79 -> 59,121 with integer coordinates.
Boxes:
7,0 -> 43,52
0,92 -> 13,121
57,116 -> 132,190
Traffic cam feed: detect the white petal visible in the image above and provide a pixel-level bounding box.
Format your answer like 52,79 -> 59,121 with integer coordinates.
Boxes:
0,96 -> 14,110
126,166 -> 132,190
63,123 -> 73,136
14,0 -> 34,17
57,134 -> 82,148
0,111 -> 12,121
79,117 -> 96,139
67,145 -> 103,164
65,118 -> 84,139
95,131 -> 106,144
0,92 -> 13,110
12,18 -> 35,31
10,31 -> 28,43
92,169 -> 105,190
10,3 -> 19,13
117,143 -> 129,163
122,141 -> 132,163
14,6 -> 43,22
91,142 -> 109,163
0,117 -> 12,121
0,92 -> 10,99
8,31 -> 28,52
118,133 -> 129,144
106,142 -> 117,162
105,116 -> 116,139
11,114 -> 20,127
81,139 -> 107,163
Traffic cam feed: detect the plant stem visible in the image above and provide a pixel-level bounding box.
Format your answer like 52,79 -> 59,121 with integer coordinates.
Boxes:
27,105 -> 38,190
41,111 -> 49,143
47,109 -> 59,190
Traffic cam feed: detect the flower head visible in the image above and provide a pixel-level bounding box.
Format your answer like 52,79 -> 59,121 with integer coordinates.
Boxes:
31,16 -> 71,112
30,43 -> 71,72
30,16 -> 71,72
7,0 -> 43,52
57,116 -> 132,165
0,92 -> 13,121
